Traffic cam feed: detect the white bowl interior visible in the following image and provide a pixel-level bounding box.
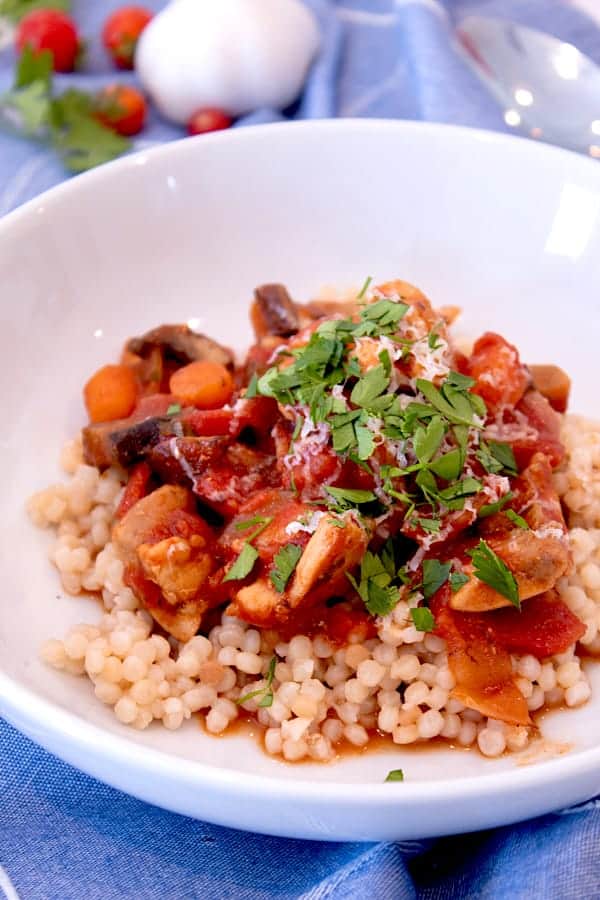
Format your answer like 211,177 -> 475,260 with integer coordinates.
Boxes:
2,121 -> 600,838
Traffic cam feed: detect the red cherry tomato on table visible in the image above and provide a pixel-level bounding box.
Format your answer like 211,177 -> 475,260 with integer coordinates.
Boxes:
95,84 -> 147,137
102,5 -> 153,70
187,108 -> 233,136
16,10 -> 79,73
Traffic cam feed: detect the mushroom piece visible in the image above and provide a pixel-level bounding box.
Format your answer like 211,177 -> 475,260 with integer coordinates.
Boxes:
126,324 -> 234,370
82,412 -> 193,469
251,283 -> 301,338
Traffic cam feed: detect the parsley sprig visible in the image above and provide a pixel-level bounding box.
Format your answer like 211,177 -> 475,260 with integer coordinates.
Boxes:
0,48 -> 130,172
467,540 -> 520,608
236,657 -> 277,708
0,0 -> 69,21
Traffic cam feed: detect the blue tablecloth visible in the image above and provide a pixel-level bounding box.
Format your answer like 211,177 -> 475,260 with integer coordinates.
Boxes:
2,2 -> 600,898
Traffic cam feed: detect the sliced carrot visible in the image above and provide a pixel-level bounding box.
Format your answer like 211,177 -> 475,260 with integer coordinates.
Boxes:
169,360 -> 234,410
84,364 -> 138,423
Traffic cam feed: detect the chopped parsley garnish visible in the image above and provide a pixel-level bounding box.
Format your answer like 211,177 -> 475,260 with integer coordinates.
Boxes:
324,486 -> 377,514
476,440 -> 518,476
234,516 -> 273,533
385,769 -> 405,782
270,543 -> 303,593
0,0 -> 70,21
223,543 -> 259,583
357,275 -> 373,299
421,559 -> 451,600
505,509 -> 529,529
236,656 -> 277,708
410,607 -> 436,632
347,545 -> 404,617
478,491 -> 514,518
245,373 -> 259,398
449,572 -> 469,592
166,403 -> 182,416
467,540 -> 520,609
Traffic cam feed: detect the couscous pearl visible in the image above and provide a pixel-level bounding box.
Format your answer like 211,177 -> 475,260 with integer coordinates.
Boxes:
378,706 -> 399,733
457,721 -> 477,746
345,644 -> 370,669
344,678 -> 370,704
205,708 -> 228,734
101,656 -> 123,684
344,723 -> 369,746
291,695 -> 318,719
109,630 -> 134,657
393,724 -> 419,744
114,696 -> 137,724
565,681 -> 592,707
417,709 -> 444,739
427,686 -> 449,710
527,685 -> 545,711
94,679 -> 122,705
441,713 -> 461,739
287,635 -> 312,662
404,681 -> 429,707
281,717 -> 311,742
321,718 -> 343,743
122,655 -> 147,682
265,728 -> 283,755
64,632 -> 88,660
556,661 -> 581,689
85,647 -> 107,676
282,738 -> 309,761
130,678 -> 157,705
357,659 -> 385,688
478,727 -> 506,757
292,659 -> 315,682
516,655 -> 541,682
390,654 -> 420,682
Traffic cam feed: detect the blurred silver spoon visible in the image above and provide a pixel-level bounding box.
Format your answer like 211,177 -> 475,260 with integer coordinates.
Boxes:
457,15 -> 600,157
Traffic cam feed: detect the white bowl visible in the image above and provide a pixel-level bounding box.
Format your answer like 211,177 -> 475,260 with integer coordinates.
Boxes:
1,120 -> 600,842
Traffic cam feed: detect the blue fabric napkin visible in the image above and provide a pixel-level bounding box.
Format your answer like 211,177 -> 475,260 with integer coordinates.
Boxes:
2,2 -> 600,898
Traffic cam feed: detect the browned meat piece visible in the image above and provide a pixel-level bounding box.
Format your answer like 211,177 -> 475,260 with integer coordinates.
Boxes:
230,514 -> 369,626
529,364 -> 571,413
450,453 -> 570,612
82,413 -> 190,469
114,485 -> 216,641
251,284 -> 300,338
126,324 -> 234,370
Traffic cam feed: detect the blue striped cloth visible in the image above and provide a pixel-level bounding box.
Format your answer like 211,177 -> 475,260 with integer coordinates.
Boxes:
2,2 -> 600,898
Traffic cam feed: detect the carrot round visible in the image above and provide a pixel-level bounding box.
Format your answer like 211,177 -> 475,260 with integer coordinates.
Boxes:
84,364 -> 138,423
169,360 -> 234,409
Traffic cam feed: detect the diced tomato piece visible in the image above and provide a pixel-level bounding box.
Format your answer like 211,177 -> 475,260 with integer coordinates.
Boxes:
185,408 -> 234,436
132,393 -> 178,419
512,390 -> 565,469
231,397 -> 279,439
432,587 -> 530,725
484,592 -> 585,657
469,332 -> 530,413
115,462 -> 152,519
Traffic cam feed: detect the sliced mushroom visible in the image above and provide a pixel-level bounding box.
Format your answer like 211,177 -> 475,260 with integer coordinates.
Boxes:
82,413 -> 192,469
450,454 -> 570,612
529,364 -> 571,413
127,324 -> 234,370
251,283 -> 300,338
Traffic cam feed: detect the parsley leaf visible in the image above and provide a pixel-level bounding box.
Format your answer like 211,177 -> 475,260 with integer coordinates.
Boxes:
325,486 -> 377,507
223,543 -> 259,583
477,440 -> 518,476
506,509 -> 529,529
410,607 -> 436,632
449,572 -> 469,592
467,540 -> 520,609
478,491 -> 514,518
357,275 -> 372,299
245,374 -> 259,398
350,364 -> 389,408
385,769 -> 405,782
270,543 -> 303,592
422,559 -> 451,600
166,403 -> 182,416
237,656 -> 277,707
414,416 -> 445,464
346,550 -> 401,616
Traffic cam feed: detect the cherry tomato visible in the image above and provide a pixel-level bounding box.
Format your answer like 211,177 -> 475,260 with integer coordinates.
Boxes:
16,9 -> 79,73
95,84 -> 147,137
102,5 -> 153,70
187,108 -> 233,136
